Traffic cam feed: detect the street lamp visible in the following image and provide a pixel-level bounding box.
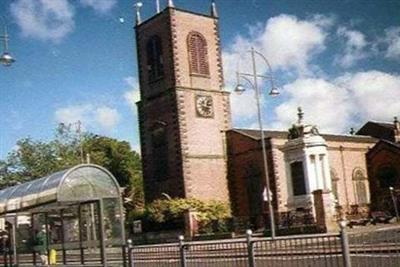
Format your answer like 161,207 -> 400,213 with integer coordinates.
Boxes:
389,186 -> 399,222
235,47 -> 279,238
0,16 -> 16,67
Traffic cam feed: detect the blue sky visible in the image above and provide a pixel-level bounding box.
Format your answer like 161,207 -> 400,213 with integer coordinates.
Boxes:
0,0 -> 399,159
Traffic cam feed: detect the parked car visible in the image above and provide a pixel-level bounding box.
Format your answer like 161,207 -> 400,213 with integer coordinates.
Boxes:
347,214 -> 369,228
370,211 -> 393,224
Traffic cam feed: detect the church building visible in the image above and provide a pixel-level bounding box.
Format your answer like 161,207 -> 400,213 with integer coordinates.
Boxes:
134,1 -> 399,231
135,1 -> 230,204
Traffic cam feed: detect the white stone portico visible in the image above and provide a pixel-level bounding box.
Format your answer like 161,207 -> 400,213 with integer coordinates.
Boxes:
283,108 -> 334,214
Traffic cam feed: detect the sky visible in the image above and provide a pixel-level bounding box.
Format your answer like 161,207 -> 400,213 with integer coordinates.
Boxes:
0,0 -> 399,159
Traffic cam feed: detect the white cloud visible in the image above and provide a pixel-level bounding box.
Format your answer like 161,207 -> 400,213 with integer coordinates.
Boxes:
223,14 -> 331,82
95,106 -> 120,130
223,14 -> 332,124
55,104 -> 90,125
123,76 -> 141,112
335,26 -> 368,68
257,14 -> 330,74
79,0 -> 116,13
230,90 -> 259,120
383,27 -> 400,60
55,104 -> 121,131
124,90 -> 140,111
272,71 -> 400,133
338,71 -> 400,121
124,76 -> 138,88
11,0 -> 75,42
273,78 -> 354,133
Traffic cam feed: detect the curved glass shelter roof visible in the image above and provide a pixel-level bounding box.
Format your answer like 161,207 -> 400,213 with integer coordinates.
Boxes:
0,164 -> 121,214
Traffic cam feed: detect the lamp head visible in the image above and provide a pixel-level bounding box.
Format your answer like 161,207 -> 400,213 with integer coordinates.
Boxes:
269,86 -> 280,97
234,84 -> 245,95
389,186 -> 394,191
0,51 -> 15,67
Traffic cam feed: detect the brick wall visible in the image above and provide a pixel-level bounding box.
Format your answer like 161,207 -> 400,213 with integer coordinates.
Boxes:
227,130 -> 377,225
367,141 -> 400,212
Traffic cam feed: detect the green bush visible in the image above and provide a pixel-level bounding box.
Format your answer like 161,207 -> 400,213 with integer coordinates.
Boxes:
128,198 -> 231,233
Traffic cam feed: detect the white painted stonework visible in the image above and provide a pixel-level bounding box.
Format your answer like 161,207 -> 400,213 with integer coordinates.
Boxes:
283,123 -> 334,211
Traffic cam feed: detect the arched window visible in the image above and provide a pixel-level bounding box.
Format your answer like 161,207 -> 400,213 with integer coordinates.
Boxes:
146,35 -> 164,81
187,32 -> 210,75
355,181 -> 367,204
352,168 -> 368,205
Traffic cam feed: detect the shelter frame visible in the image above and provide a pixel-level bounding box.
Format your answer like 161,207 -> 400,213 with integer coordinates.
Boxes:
0,164 -> 127,267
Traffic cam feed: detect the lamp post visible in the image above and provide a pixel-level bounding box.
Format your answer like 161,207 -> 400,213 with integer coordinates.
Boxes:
0,16 -> 16,67
389,186 -> 399,222
235,47 -> 279,238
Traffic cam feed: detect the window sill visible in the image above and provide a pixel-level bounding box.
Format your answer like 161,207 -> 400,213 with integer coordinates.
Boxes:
190,73 -> 210,78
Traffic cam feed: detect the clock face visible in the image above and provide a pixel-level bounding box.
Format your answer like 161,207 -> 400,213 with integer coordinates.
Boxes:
195,95 -> 214,118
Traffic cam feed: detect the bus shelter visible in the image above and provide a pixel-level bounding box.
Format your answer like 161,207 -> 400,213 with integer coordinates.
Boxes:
0,164 -> 126,266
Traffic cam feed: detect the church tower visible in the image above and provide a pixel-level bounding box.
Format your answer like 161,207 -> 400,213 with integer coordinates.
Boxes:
135,2 -> 231,203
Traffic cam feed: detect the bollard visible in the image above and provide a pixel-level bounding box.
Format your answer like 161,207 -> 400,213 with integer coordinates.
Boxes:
127,239 -> 134,267
178,235 -> 187,267
339,220 -> 352,267
246,229 -> 256,267
49,249 -> 57,265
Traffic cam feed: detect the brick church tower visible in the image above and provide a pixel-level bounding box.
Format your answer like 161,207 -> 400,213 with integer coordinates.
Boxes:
135,1 -> 231,203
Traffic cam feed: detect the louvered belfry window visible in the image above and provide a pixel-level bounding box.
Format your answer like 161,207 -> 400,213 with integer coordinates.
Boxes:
146,35 -> 163,82
188,32 -> 210,75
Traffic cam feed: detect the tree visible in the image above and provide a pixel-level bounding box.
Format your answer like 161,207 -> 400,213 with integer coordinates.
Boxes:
83,135 -> 140,187
0,124 -> 144,208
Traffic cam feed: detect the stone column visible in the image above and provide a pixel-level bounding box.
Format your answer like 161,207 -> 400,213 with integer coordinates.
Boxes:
313,189 -> 338,233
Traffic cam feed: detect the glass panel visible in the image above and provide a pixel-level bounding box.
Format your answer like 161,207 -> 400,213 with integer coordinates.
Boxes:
40,170 -> 67,192
22,177 -> 48,206
36,171 -> 67,205
0,186 -> 15,202
80,203 -> 100,246
63,206 -> 79,243
16,214 -> 33,254
0,187 -> 17,212
103,198 -> 123,244
7,182 -> 33,211
58,166 -> 119,202
32,213 -> 47,255
47,211 -> 63,245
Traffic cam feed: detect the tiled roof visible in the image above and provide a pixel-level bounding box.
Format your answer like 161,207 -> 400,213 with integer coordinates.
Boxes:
369,121 -> 394,130
380,139 -> 400,149
356,121 -> 395,142
231,129 -> 287,139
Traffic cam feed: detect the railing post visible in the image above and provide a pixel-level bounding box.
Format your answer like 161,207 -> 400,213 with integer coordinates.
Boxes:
339,220 -> 352,267
179,235 -> 187,267
246,229 -> 256,267
127,239 -> 134,267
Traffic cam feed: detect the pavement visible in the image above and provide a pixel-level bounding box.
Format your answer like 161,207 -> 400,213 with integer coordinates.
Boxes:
347,221 -> 400,234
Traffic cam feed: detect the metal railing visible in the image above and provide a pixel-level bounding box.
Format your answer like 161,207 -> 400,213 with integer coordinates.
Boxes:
252,233 -> 343,267
348,226 -> 400,267
128,224 -> 400,267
